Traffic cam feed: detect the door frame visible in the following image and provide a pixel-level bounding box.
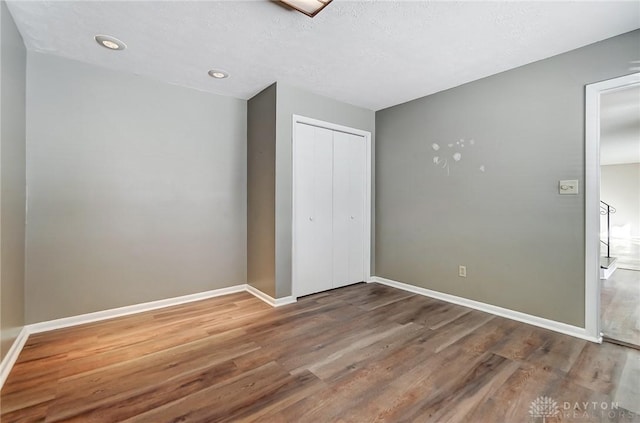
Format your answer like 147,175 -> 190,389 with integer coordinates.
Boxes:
584,72 -> 640,341
291,114 -> 372,298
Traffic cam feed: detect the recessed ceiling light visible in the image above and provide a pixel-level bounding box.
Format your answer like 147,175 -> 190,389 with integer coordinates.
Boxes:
208,69 -> 229,79
95,35 -> 126,51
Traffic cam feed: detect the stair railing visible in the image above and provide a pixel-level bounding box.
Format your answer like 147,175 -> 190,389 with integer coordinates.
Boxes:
600,200 -> 616,258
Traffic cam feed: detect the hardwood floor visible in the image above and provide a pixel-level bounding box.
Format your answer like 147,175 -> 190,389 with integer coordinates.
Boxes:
601,269 -> 640,347
2,282 -> 639,422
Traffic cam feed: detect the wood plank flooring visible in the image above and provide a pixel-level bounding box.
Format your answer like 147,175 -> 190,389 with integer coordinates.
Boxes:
2,282 -> 640,422
601,269 -> 640,347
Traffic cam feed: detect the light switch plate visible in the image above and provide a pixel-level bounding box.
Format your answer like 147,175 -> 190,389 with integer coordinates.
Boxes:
559,180 -> 579,195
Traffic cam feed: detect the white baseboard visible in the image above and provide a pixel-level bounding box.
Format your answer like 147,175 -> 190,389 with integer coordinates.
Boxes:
370,276 -> 600,343
0,327 -> 29,389
600,264 -> 617,280
0,283 -> 299,390
0,284 -> 245,391
27,284 -> 247,334
246,284 -> 297,307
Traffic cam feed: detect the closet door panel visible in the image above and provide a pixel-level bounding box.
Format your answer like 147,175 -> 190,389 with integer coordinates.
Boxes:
293,123 -> 333,297
312,126 -> 334,291
346,134 -> 367,284
333,132 -> 366,287
332,133 -> 350,287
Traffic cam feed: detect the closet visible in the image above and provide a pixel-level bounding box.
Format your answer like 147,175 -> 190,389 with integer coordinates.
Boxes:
292,119 -> 369,298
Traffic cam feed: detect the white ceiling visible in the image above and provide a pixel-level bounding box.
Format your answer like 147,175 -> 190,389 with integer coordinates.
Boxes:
600,85 -> 640,166
6,1 -> 640,111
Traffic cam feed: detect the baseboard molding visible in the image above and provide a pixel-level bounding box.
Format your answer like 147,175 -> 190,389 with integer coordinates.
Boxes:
0,283 -> 300,391
0,276 -> 599,391
245,284 -> 297,307
0,284 -> 245,391
0,327 -> 29,389
370,276 -> 600,343
600,264 -> 617,280
28,284 -> 247,334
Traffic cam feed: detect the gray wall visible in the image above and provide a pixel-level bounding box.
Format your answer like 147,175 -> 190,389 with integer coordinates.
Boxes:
376,30 -> 640,327
601,163 -> 640,238
0,1 -> 26,360
247,84 -> 277,297
275,83 -> 375,297
25,52 -> 247,323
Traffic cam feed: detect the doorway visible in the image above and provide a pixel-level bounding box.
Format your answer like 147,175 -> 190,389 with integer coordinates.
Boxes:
585,73 -> 640,347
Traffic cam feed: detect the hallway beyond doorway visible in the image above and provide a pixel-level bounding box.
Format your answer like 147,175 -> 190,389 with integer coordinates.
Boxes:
601,268 -> 640,347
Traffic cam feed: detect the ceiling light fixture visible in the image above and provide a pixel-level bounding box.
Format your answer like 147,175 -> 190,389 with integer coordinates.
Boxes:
280,0 -> 333,17
208,69 -> 229,79
95,35 -> 126,51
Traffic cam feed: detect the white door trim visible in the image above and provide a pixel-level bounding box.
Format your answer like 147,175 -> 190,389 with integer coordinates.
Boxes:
584,72 -> 640,341
291,114 -> 372,298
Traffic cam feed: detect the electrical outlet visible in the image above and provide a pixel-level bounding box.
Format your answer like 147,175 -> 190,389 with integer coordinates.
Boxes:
459,265 -> 467,277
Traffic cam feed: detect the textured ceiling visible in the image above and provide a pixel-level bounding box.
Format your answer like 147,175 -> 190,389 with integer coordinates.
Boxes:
6,1 -> 640,111
601,85 -> 640,165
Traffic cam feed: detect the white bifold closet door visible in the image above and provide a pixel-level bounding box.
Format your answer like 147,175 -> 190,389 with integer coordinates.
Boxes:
332,131 -> 366,288
293,122 -> 366,298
